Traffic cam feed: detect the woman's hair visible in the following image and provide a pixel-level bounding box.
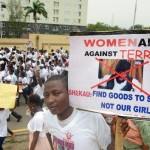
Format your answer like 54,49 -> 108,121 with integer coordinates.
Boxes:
28,94 -> 41,106
45,75 -> 68,90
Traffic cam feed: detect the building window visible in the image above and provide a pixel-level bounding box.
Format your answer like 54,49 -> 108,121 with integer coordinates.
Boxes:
78,4 -> 81,9
54,2 -> 59,8
45,25 -> 49,30
78,19 -> 81,23
2,31 -> 5,35
73,12 -> 78,16
73,19 -> 77,23
53,9 -> 59,15
1,4 -> 6,8
53,17 -> 59,23
78,12 -> 81,16
73,26 -> 77,31
45,18 -> 48,21
52,25 -> 58,32
9,32 -> 14,35
64,18 -> 70,23
64,11 -> 70,15
1,14 -> 5,18
27,28 -> 30,32
73,4 -> 78,9
64,26 -> 69,30
2,23 -> 5,27
64,3 -> 71,8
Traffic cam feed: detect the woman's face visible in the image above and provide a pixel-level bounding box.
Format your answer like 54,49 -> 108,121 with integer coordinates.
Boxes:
44,80 -> 70,120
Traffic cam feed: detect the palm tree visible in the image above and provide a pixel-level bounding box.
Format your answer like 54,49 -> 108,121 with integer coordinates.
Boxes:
24,0 -> 47,33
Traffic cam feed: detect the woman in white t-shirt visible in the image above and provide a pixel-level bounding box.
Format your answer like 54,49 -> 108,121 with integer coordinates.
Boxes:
18,71 -> 29,104
43,75 -> 111,150
33,77 -> 44,108
0,108 -> 11,150
27,94 -> 52,150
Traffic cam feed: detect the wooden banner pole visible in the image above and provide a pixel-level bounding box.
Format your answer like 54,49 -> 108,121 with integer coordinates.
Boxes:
115,117 -> 124,150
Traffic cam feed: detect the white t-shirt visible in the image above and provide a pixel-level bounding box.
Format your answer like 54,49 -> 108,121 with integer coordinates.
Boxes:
27,111 -> 46,137
33,84 -> 44,99
22,77 -> 28,89
0,109 -> 11,137
26,70 -> 33,84
0,70 -> 6,81
10,74 -> 17,85
51,69 -> 58,76
39,68 -> 48,81
54,66 -> 62,75
44,109 -> 111,150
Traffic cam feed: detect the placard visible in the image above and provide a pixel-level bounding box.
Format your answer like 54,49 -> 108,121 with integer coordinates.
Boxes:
0,84 -> 17,108
69,31 -> 150,118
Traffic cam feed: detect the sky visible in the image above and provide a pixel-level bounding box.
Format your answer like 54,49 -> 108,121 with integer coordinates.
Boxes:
87,0 -> 150,29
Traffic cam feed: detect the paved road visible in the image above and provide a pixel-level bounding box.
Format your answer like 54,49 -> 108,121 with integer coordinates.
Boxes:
3,96 -> 31,150
8,97 -> 31,131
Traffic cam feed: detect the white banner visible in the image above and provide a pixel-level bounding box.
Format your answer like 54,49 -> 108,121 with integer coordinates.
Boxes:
69,32 -> 150,118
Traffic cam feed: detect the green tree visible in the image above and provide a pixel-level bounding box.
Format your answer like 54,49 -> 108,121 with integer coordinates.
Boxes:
144,26 -> 150,30
24,0 -> 48,33
112,25 -> 122,31
130,24 -> 144,30
7,0 -> 27,38
86,22 -> 122,31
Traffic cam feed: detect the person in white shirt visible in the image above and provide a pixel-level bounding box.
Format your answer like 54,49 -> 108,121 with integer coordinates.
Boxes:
18,71 -> 29,104
27,94 -> 52,150
0,109 -> 11,150
33,77 -> 45,107
49,66 -> 58,77
0,61 -> 6,82
43,75 -> 111,150
39,64 -> 48,81
4,76 -> 22,122
8,69 -> 17,85
26,65 -> 33,84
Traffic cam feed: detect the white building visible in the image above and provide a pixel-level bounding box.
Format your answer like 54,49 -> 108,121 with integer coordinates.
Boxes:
0,0 -> 88,37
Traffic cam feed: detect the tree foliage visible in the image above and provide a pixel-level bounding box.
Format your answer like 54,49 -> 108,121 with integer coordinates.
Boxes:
7,0 -> 27,38
86,22 -> 150,32
24,0 -> 48,33
86,22 -> 122,31
130,24 -> 144,30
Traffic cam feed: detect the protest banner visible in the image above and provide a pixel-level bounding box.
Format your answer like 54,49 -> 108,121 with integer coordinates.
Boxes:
69,31 -> 150,149
0,84 -> 17,108
69,30 -> 150,118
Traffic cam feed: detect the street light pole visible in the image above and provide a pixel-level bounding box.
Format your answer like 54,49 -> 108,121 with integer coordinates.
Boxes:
111,13 -> 114,27
0,21 -> 2,38
133,0 -> 138,30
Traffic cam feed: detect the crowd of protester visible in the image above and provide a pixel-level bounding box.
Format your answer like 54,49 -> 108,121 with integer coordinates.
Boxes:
0,46 -> 69,104
0,46 -> 69,150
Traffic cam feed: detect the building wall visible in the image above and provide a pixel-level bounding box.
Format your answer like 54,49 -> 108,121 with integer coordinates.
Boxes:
0,0 -> 88,36
0,34 -> 70,52
0,0 -> 88,26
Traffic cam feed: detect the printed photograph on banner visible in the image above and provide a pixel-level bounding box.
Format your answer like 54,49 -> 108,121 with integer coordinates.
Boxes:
97,59 -> 143,92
